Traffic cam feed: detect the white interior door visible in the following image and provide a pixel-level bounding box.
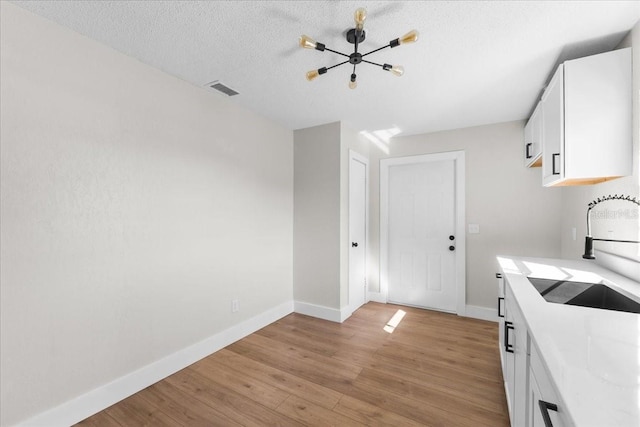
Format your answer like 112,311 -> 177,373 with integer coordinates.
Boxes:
387,158 -> 457,312
349,153 -> 367,314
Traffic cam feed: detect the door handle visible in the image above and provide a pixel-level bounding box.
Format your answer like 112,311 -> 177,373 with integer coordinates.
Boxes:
352,242 -> 358,247
552,153 -> 560,175
448,245 -> 455,251
505,321 -> 514,353
539,400 -> 558,427
526,143 -> 532,159
498,297 -> 504,318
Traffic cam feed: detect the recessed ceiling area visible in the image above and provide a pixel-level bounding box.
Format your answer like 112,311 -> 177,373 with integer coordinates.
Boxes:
11,0 -> 640,136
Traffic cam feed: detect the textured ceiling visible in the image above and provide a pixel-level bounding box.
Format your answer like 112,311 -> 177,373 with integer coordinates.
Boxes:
10,1 -> 640,136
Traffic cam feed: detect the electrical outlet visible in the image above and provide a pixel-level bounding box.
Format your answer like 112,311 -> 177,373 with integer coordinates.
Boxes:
232,299 -> 239,313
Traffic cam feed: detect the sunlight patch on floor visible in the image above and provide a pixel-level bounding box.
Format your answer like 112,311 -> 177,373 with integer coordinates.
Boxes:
383,309 -> 406,333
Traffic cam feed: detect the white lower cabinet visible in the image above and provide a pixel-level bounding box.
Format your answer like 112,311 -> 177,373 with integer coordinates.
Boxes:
497,273 -> 505,374
529,366 -> 562,427
529,342 -> 570,427
500,273 -> 573,427
501,277 -> 529,427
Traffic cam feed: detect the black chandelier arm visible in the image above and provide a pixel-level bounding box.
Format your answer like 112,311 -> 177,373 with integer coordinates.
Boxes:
361,44 -> 392,58
325,60 -> 351,71
361,59 -> 384,68
323,47 -> 350,58
354,29 -> 363,54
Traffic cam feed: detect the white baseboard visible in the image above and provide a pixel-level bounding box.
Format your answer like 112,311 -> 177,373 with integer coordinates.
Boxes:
293,300 -> 350,323
464,304 -> 498,322
18,301 -> 294,427
355,295 -> 496,323
367,292 -> 387,303
339,306 -> 352,322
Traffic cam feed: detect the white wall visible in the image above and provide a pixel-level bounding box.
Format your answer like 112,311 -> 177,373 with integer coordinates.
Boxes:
368,121 -> 563,309
560,22 -> 640,262
0,3 -> 293,425
293,122 -> 370,318
293,123 -> 341,310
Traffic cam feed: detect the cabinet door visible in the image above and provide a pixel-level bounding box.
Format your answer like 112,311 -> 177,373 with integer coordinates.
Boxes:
529,368 -> 543,427
524,103 -> 542,167
524,115 -> 534,166
529,343 -> 569,427
542,65 -> 564,186
529,368 -> 564,427
504,293 -> 515,426
512,299 -> 529,427
564,48 -> 632,181
531,104 -> 543,165
504,281 -> 529,427
497,273 -> 505,375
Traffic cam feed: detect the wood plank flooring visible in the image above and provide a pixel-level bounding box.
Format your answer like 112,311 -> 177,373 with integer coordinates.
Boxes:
77,303 -> 509,426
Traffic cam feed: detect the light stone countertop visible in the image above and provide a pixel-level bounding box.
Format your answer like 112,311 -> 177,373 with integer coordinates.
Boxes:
497,256 -> 640,427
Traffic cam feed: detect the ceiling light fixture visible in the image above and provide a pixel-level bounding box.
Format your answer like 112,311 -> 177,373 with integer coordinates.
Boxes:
299,7 -> 418,89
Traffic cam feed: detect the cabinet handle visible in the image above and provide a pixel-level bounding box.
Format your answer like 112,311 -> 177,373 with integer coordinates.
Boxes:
504,321 -> 514,353
552,153 -> 560,175
496,273 -> 502,279
498,297 -> 504,318
526,143 -> 532,159
539,400 -> 558,427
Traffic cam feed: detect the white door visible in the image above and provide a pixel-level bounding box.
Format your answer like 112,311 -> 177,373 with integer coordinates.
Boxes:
386,156 -> 458,312
349,152 -> 367,314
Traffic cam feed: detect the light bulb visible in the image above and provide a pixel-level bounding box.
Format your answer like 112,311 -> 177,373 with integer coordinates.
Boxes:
349,73 -> 357,89
399,30 -> 419,44
299,34 -> 317,49
390,65 -> 404,76
354,8 -> 367,31
306,69 -> 319,81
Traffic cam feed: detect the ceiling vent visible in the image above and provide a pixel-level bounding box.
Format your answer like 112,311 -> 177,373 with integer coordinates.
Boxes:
205,81 -> 239,96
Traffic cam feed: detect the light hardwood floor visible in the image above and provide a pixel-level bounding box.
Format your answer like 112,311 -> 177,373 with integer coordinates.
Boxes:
77,302 -> 509,426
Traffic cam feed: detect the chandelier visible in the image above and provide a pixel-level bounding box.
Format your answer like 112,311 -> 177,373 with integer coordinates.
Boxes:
299,7 -> 419,89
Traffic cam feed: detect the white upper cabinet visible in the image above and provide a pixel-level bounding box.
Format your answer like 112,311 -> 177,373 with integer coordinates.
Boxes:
541,48 -> 632,187
541,65 -> 564,185
524,102 -> 542,167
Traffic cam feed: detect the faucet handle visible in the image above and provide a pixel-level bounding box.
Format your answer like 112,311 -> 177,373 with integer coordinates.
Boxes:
582,236 -> 595,260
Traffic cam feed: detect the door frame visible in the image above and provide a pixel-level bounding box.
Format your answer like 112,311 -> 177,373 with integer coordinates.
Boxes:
349,150 -> 369,315
380,151 -> 466,315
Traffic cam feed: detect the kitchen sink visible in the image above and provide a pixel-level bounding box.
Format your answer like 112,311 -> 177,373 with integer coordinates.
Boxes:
527,277 -> 640,314
565,284 -> 640,312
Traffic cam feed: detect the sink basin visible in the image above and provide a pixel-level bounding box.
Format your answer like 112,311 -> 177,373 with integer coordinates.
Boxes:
527,277 -> 640,314
566,284 -> 640,313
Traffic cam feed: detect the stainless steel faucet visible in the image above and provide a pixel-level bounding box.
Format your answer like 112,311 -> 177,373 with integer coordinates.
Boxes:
582,194 -> 640,259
